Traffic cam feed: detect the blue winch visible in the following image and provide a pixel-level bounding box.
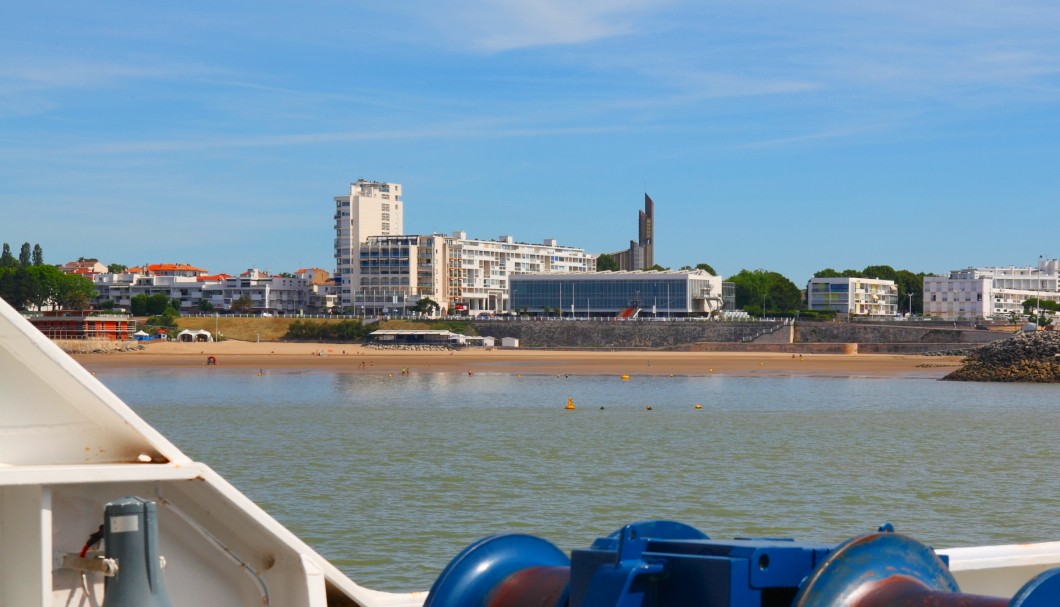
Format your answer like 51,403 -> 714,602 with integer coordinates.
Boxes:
425,521 -> 1060,607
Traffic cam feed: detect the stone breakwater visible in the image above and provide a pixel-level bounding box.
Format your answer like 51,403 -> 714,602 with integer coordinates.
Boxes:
943,331 -> 1060,382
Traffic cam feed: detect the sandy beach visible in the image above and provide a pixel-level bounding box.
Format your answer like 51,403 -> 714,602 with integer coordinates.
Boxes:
72,340 -> 964,379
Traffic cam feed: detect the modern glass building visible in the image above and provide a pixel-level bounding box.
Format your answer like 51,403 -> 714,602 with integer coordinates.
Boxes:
510,270 -> 729,317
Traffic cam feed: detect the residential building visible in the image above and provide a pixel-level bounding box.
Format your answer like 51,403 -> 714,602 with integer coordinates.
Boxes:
93,272 -> 206,312
93,267 -> 318,315
510,270 -> 728,317
923,259 -> 1060,320
607,194 -> 655,271
806,277 -> 898,317
334,179 -> 403,307
352,232 -> 596,316
202,269 -> 309,315
130,263 -> 208,278
59,259 -> 108,278
447,233 -> 594,313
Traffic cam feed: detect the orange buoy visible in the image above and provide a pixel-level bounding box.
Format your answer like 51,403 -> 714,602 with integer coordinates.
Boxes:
694,404 -> 702,409
565,397 -> 576,410
620,374 -> 631,381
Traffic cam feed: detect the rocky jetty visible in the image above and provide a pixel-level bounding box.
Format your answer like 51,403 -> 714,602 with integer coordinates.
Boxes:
943,331 -> 1060,382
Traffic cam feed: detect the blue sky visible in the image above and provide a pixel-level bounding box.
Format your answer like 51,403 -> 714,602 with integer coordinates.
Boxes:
2,1 -> 1058,285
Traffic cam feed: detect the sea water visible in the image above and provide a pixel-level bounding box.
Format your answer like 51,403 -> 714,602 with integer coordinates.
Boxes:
96,369 -> 1060,593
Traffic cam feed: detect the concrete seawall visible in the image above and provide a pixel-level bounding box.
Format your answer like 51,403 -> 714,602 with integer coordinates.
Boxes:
469,320 -> 1013,353
469,320 -> 770,349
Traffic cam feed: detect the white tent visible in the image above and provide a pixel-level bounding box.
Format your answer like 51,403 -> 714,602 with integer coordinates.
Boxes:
176,328 -> 214,342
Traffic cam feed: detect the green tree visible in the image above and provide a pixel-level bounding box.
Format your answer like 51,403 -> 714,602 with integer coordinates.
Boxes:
647,264 -> 668,271
862,264 -> 897,281
412,296 -> 440,315
893,270 -> 925,315
0,243 -> 15,268
726,269 -> 802,315
596,254 -> 619,271
0,267 -> 36,309
230,295 -> 254,313
54,272 -> 95,309
18,243 -> 31,267
24,265 -> 61,310
813,268 -> 843,278
131,293 -> 174,316
108,263 -> 128,274
695,263 -> 717,275
198,299 -> 215,312
31,244 -> 43,266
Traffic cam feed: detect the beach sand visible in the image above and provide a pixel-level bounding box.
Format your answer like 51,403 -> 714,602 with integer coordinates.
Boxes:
72,341 -> 964,379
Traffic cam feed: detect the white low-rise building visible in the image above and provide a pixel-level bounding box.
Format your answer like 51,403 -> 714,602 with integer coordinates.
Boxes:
924,259 -> 1060,320
94,267 -> 319,315
806,277 -> 898,317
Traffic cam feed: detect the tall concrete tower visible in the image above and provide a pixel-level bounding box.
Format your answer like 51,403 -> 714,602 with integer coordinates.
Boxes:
639,193 -> 654,269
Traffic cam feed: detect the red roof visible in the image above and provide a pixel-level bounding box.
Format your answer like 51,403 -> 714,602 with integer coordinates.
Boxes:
147,263 -> 207,273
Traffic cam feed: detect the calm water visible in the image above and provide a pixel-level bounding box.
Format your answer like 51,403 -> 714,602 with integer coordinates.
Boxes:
96,369 -> 1060,592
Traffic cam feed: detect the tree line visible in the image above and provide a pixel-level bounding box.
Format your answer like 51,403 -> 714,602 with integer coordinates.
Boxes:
0,243 -> 96,311
597,255 -> 927,317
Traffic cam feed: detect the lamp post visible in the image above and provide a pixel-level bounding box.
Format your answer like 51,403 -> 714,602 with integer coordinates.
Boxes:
1036,255 -> 1042,325
907,292 -> 915,316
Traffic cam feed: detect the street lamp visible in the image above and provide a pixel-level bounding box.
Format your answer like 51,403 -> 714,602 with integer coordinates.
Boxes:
907,292 -> 915,316
1036,255 -> 1043,325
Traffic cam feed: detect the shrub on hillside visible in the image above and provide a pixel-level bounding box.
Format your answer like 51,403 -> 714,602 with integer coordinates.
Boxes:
284,319 -> 367,342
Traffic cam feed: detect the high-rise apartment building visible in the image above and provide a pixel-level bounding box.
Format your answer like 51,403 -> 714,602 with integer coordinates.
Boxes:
334,179 -> 403,307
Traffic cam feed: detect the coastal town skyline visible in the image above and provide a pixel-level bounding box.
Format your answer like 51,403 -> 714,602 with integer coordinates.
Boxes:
3,2 -> 1058,284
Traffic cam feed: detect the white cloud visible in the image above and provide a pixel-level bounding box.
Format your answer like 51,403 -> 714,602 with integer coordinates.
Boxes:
423,0 -> 672,52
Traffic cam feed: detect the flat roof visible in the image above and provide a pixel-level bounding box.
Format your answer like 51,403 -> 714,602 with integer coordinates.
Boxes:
370,330 -> 454,336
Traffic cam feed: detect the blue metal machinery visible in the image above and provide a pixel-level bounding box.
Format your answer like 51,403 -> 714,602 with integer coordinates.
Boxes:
425,521 -> 1060,607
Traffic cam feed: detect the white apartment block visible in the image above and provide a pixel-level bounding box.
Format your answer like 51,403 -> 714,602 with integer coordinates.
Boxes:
351,232 -> 596,315
94,269 -> 315,315
334,179 -> 403,307
202,270 -> 310,315
923,258 -> 1060,320
806,277 -> 899,317
447,233 -> 595,313
93,273 -> 205,312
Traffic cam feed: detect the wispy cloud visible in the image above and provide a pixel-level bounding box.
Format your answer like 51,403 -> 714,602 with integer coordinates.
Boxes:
419,0 -> 672,52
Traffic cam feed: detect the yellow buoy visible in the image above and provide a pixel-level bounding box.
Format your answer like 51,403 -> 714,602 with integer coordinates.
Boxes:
694,404 -> 702,409
645,405 -> 653,411
565,397 -> 576,410
620,374 -> 631,381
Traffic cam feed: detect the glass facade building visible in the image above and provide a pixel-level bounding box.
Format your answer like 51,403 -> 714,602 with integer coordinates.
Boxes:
510,271 -> 729,317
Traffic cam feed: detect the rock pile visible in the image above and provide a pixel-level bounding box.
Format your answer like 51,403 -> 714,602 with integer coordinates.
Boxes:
943,331 -> 1060,382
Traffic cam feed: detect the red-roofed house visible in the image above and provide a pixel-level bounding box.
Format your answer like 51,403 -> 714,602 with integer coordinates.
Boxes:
59,260 -> 108,278
145,263 -> 208,277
